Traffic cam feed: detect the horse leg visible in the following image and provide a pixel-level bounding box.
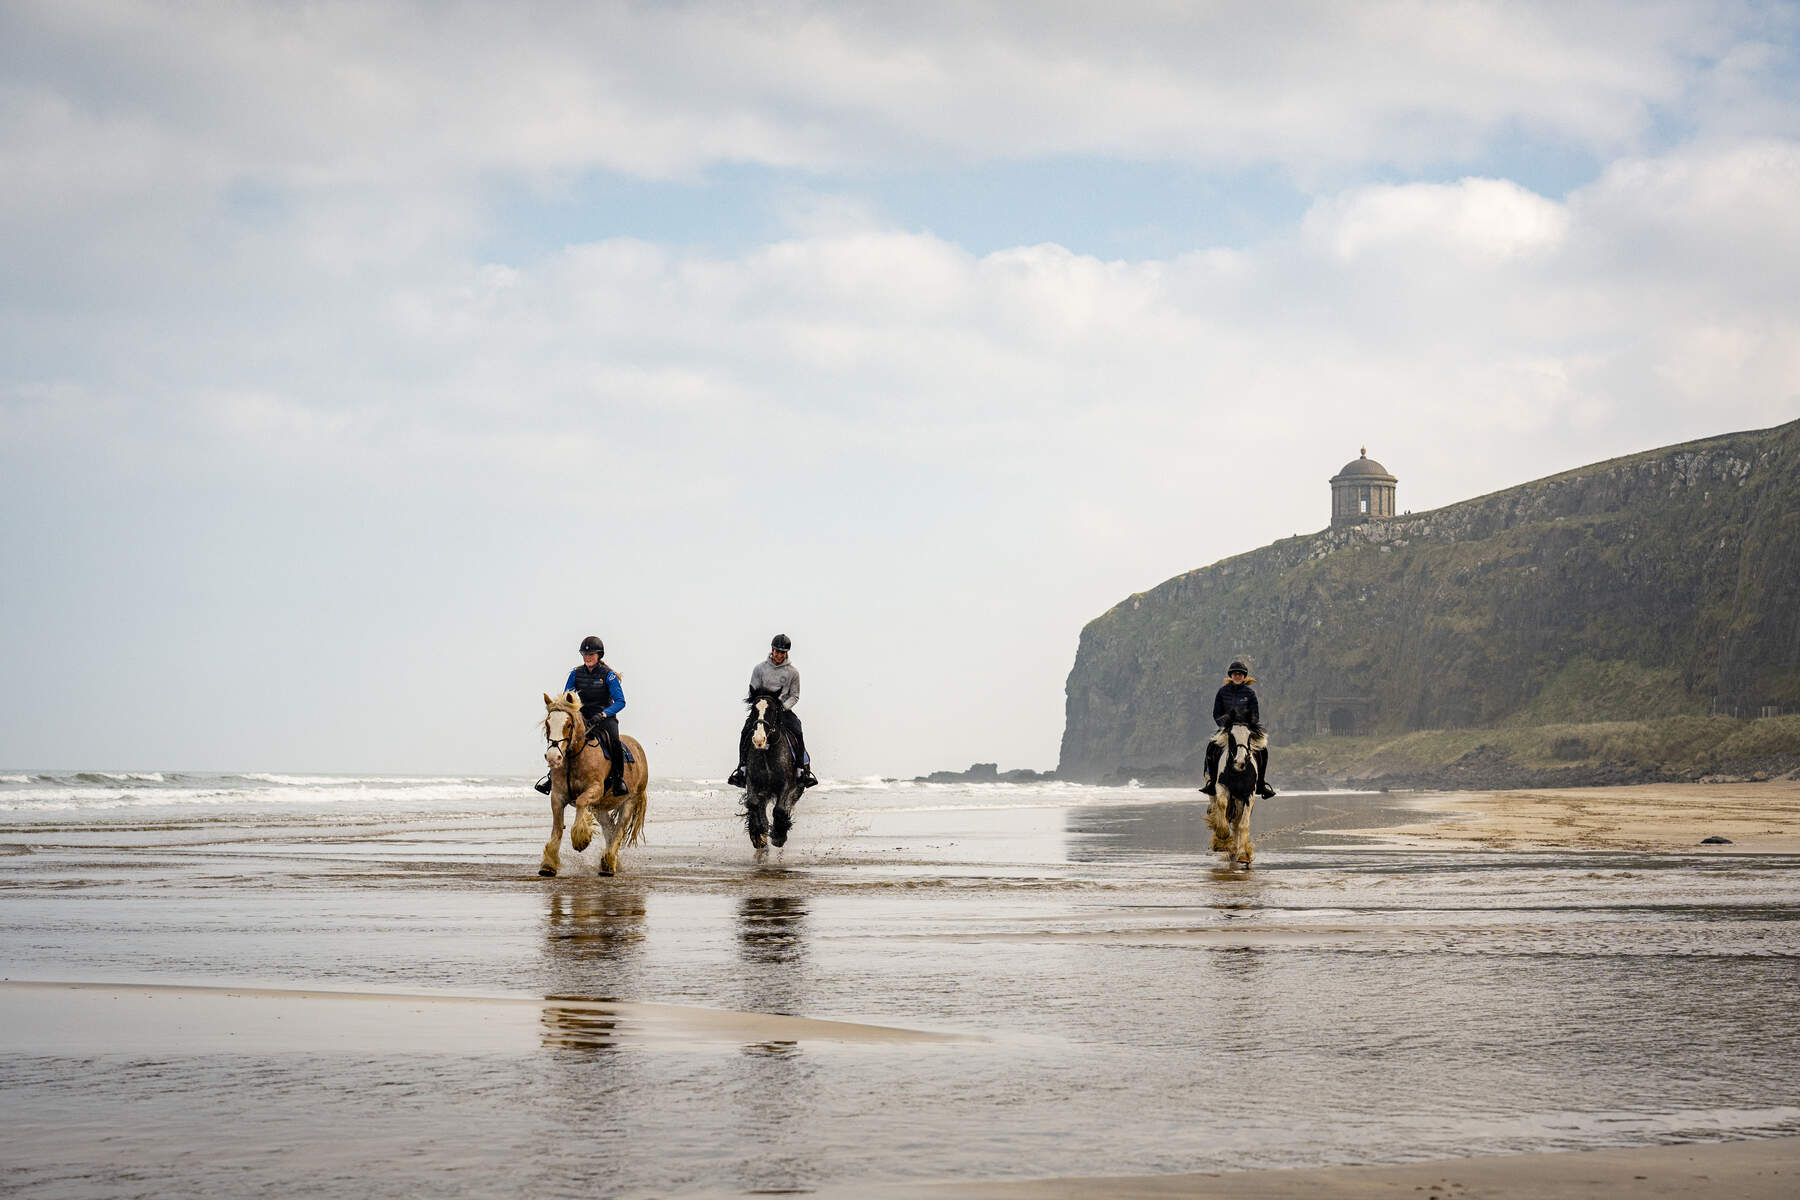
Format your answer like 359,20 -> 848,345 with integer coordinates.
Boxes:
1234,797 -> 1257,866
771,793 -> 794,847
570,789 -> 598,853
540,795 -> 564,876
596,804 -> 623,876
1206,787 -> 1230,851
745,794 -> 768,850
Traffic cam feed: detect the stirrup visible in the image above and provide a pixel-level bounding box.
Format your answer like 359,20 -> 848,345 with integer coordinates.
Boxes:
799,767 -> 819,789
607,777 -> 629,797
533,775 -> 552,795
1257,782 -> 1277,798
727,766 -> 746,787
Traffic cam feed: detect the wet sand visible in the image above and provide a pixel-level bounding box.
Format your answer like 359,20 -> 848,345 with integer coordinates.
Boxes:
845,1136 -> 1800,1198
4,775 -> 1798,1197
1364,779 -> 1800,852
0,980 -> 977,1055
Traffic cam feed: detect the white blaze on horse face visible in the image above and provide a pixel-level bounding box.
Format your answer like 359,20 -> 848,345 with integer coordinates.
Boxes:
547,711 -> 568,741
751,699 -> 770,750
1232,723 -> 1250,768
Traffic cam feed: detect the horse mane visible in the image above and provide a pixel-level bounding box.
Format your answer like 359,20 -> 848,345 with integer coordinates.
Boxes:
744,685 -> 784,706
540,692 -> 585,738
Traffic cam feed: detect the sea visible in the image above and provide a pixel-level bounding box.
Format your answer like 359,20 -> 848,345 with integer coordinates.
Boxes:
2,770 -> 1797,1198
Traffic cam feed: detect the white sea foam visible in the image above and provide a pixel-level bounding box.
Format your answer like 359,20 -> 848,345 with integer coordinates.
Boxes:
0,779 -> 533,815
0,775 -> 31,784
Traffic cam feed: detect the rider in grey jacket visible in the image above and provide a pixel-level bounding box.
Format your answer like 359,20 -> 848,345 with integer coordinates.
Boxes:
728,633 -> 818,789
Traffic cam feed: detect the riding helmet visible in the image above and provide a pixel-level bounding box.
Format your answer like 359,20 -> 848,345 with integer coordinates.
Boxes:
579,635 -> 604,656
1227,660 -> 1249,675
770,633 -> 792,652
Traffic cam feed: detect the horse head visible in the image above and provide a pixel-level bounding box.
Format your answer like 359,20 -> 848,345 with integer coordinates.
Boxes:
744,687 -> 785,753
542,691 -> 585,768
1227,722 -> 1254,772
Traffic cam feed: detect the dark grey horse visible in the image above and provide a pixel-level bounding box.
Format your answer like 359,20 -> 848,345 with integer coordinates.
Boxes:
740,686 -> 804,850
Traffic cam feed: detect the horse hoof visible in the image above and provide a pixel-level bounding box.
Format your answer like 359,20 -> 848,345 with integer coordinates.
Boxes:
751,835 -> 767,850
538,868 -> 555,877
597,867 -> 614,877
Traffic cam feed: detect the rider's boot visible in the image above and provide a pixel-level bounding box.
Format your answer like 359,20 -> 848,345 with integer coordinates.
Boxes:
1255,748 -> 1276,798
534,775 -> 553,795
727,763 -> 747,787
799,759 -> 819,789
1199,739 -> 1221,793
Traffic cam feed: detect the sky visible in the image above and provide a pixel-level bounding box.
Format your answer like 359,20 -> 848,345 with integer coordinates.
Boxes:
3,1 -> 1799,777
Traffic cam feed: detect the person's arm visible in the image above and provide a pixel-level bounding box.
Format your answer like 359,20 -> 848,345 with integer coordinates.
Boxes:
1213,687 -> 1228,725
564,668 -> 580,695
1247,691 -> 1261,727
782,667 -> 801,710
601,672 -> 626,718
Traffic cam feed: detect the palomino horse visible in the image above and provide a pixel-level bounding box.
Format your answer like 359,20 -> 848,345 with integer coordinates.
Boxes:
1205,722 -> 1266,866
740,686 -> 804,851
539,691 -> 649,877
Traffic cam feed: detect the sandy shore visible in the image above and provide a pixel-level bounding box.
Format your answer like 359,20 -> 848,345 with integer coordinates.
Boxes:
835,1136 -> 1800,1199
0,980 -> 975,1054
1366,780 -> 1800,852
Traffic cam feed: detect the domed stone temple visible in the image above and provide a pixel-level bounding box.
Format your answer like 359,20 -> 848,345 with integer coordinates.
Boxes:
1329,448 -> 1397,527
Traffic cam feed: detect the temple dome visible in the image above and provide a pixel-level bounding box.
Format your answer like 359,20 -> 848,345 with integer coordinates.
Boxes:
1331,449 -> 1396,481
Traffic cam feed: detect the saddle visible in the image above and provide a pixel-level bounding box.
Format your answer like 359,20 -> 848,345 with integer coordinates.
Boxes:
583,727 -> 635,763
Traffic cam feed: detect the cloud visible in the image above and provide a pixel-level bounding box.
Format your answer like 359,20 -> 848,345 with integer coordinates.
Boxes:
3,3 -> 1799,773
1,0 -> 1776,201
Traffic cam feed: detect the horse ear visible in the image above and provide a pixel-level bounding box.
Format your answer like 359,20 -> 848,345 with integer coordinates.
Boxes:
564,691 -> 579,705
543,693 -> 554,707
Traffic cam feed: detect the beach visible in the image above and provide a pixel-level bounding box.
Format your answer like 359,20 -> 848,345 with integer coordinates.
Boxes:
1356,779 -> 1800,854
2,772 -> 1797,1197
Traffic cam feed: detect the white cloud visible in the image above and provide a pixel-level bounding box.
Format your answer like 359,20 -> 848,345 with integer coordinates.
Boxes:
3,2 -> 1799,774
0,0 -> 1773,202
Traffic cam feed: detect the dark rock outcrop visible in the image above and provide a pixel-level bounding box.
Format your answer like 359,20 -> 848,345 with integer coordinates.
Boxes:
1059,419 -> 1800,783
912,763 -> 1058,784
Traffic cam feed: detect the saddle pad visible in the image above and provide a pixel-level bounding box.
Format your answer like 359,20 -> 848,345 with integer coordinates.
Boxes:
584,733 -> 635,763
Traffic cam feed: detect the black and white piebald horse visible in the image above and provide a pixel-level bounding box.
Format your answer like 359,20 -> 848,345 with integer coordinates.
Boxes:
740,686 -> 804,851
1206,722 -> 1266,866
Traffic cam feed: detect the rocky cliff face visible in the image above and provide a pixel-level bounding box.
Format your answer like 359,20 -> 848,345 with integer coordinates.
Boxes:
1058,419 -> 1800,782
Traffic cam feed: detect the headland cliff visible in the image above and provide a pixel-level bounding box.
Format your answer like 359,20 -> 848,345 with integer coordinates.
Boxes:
1059,419 -> 1800,788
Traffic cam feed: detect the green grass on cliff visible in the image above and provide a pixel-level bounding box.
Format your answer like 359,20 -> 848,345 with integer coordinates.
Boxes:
1502,657 -> 1707,725
1282,713 -> 1800,780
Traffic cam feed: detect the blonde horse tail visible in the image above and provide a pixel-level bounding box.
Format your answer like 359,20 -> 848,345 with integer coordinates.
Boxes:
623,737 -> 649,847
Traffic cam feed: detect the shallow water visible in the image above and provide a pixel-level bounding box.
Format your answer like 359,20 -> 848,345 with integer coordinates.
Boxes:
2,771 -> 1797,1198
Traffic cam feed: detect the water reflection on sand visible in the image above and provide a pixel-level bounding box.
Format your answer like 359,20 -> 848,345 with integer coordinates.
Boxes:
1,782 -> 1797,1198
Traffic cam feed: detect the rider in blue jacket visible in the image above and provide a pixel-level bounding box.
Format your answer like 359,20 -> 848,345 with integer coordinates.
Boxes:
1202,660 -> 1276,798
535,635 -> 629,797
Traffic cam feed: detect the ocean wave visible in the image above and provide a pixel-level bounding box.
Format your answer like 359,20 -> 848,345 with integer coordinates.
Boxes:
0,774 -> 32,784
0,780 -> 534,815
239,773 -> 502,787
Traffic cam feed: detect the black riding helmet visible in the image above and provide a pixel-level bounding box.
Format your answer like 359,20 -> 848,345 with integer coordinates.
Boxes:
771,634 -> 791,652
580,635 -> 604,656
1228,660 -> 1248,675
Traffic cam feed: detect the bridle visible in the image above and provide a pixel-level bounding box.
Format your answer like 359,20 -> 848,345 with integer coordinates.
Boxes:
545,707 -> 581,801
750,697 -> 777,754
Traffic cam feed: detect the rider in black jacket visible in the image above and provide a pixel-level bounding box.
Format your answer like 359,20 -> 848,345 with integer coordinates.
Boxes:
1202,660 -> 1276,798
